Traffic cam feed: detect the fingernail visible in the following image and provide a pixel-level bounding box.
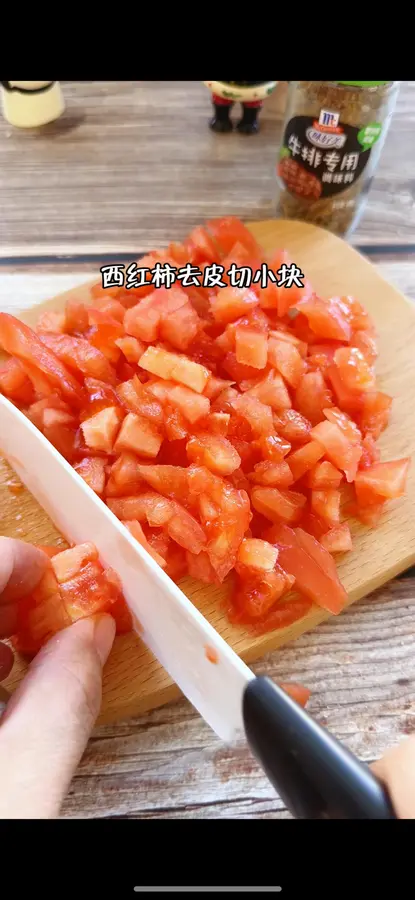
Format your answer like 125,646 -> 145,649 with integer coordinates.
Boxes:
92,614 -> 116,666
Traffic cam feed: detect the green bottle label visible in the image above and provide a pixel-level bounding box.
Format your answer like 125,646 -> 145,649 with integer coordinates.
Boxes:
357,122 -> 382,149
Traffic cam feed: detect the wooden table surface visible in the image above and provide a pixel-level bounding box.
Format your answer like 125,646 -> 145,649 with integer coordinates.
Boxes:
0,80 -> 415,819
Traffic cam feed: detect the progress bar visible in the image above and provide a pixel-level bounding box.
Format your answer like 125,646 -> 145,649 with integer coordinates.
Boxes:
133,889 -> 282,893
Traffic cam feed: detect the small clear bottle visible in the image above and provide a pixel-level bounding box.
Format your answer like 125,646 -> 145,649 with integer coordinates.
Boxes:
275,81 -> 400,237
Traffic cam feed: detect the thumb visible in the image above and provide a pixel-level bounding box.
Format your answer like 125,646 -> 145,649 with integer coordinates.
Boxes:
371,735 -> 415,819
0,613 -> 115,819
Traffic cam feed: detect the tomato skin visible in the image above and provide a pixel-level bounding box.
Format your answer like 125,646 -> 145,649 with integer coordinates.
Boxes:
280,682 -> 311,707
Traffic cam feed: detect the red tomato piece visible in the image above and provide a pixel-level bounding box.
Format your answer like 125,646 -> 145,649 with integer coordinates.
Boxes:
326,364 -> 364,413
186,433 -> 241,476
203,375 -> 235,401
294,370 -> 333,425
74,457 -> 107,495
205,216 -> 262,259
268,337 -> 306,389
148,380 -> 210,425
231,393 -> 274,437
81,407 -> 124,454
251,486 -> 306,525
249,460 -> 294,488
295,295 -> 352,342
114,412 -> 163,459
358,433 -> 381,470
210,286 -> 259,325
165,501 -> 207,555
264,523 -> 347,615
0,314 -> 85,408
115,336 -> 146,364
310,419 -> 362,482
65,297 -> 89,333
246,370 -> 291,411
108,492 -> 172,525
354,458 -> 411,504
186,550 -> 220,585
0,358 -> 35,405
358,391 -> 392,440
323,406 -> 361,445
279,682 -> 311,707
350,330 -> 378,364
123,520 -> 167,568
51,542 -> 98,583
134,464 -> 188,501
36,310 -> 66,334
306,460 -> 343,489
106,452 -> 144,497
249,594 -> 312,636
273,409 -> 312,444
321,523 -> 352,554
237,538 -> 279,572
234,325 -> 268,371
184,225 -> 218,264
232,565 -> 295,620
39,332 -> 117,386
83,377 -> 119,416
221,351 -> 265,384
287,441 -> 325,482
333,346 -> 376,393
116,378 -> 164,426
311,489 -> 341,525
124,293 -> 162,343
139,346 -> 209,394
255,433 -> 292,462
269,329 -> 308,358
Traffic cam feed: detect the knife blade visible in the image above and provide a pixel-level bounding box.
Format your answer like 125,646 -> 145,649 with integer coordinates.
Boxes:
0,393 -> 254,742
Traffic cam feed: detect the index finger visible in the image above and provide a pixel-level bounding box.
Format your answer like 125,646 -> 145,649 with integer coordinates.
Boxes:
0,537 -> 50,604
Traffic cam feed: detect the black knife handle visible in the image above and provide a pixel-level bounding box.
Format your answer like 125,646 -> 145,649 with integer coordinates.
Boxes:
243,676 -> 397,819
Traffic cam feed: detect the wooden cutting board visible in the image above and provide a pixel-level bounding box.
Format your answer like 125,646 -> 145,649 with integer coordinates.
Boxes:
1,219 -> 415,725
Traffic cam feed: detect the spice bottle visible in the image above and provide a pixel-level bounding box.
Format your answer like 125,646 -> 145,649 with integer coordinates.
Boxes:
0,82 -> 65,128
275,81 -> 400,237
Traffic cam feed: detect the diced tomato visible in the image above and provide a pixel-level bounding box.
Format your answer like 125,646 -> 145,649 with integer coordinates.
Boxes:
237,538 -> 279,572
114,412 -> 163,459
124,293 -> 161,343
235,325 -> 268,370
116,378 -> 164,426
321,523 -> 352,554
264,523 -> 347,615
184,225 -> 218,265
36,310 -> 66,334
160,300 -> 201,351
203,375 -> 234,401
294,370 -> 333,425
51,542 -> 98,583
350,330 -> 378,364
83,377 -> 119,416
221,351 -> 265,384
65,297 -> 89,333
43,415 -> 77,462
248,594 -> 312,636
210,286 -> 259,325
358,433 -> 381,470
269,328 -> 307,358
287,441 -> 325,482
39,332 -> 117,386
106,452 -> 144,497
268,337 -> 306,389
358,391 -> 392,440
166,501 -> 207,554
231,393 -> 274,436
206,216 -> 262,259
0,314 -> 85,408
326,364 -> 364,413
311,489 -> 341,525
354,458 -> 411,505
246,370 -> 291,411
148,380 -> 210,424
296,295 -> 352,342
310,419 -> 362,482
115,336 -> 146,364
123,520 -> 166,568
251,486 -> 306,525
139,345 -> 209,394
187,433 -> 241,476
299,511 -> 329,539
89,296 -> 126,323
186,550 -> 219,585
306,460 -> 343,489
273,409 -> 312,444
0,358 -> 35,405
232,565 -> 295,620
279,682 -> 311,707
254,433 -> 291,462
134,464 -> 188,501
333,346 -> 376,393
347,499 -> 386,527
108,492 -> 172,525
249,460 -> 294,488
74,457 -> 107,495
81,407 -> 123,453
323,406 -> 361,445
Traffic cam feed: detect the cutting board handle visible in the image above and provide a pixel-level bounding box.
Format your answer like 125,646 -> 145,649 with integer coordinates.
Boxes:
243,676 -> 397,819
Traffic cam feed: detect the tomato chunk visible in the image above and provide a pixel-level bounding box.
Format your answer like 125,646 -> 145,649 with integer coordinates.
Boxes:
210,286 -> 259,325
251,486 -> 306,524
310,419 -> 361,482
81,407 -> 123,453
321,523 -> 353,554
187,433 -> 241,476
287,441 -> 325,482
268,337 -> 306,389
114,412 -> 163,459
139,346 -> 209,394
354,458 -> 411,504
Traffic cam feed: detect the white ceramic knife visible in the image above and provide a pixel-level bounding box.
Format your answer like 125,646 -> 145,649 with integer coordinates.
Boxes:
0,393 -> 397,818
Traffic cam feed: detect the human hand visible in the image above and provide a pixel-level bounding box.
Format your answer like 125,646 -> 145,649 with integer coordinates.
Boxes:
0,536 -> 115,819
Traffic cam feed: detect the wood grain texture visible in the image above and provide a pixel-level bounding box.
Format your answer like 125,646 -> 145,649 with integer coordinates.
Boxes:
1,219 -> 415,743
0,81 -> 414,257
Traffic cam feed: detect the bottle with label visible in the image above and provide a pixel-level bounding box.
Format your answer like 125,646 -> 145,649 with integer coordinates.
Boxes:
275,81 -> 400,237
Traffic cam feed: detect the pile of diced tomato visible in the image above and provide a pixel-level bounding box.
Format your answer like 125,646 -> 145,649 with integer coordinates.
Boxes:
0,216 -> 411,654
